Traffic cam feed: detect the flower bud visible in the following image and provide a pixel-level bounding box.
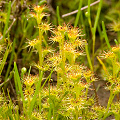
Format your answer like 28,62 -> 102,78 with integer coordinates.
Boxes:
21,67 -> 27,74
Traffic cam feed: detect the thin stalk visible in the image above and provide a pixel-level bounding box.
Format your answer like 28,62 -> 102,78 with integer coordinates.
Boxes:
93,0 -> 103,34
74,83 -> 79,119
92,32 -> 95,67
14,70 -> 19,96
8,87 -> 20,120
93,81 -> 99,106
39,92 -> 41,114
7,89 -> 14,120
0,73 -> 13,88
98,23 -> 103,50
4,38 -> 15,90
62,0 -> 100,18
92,0 -> 103,67
85,87 -> 89,99
88,0 -> 92,30
112,57 -> 119,101
60,38 -> 66,83
75,106 -> 79,120
17,34 -> 25,56
38,28 -> 43,67
97,56 -> 109,77
102,21 -> 111,50
14,62 -> 26,115
57,6 -> 61,25
91,0 -> 102,106
102,91 -> 115,120
80,11 -> 86,35
75,84 -> 79,100
74,0 -> 83,27
85,42 -> 93,71
86,0 -> 93,69
28,71 -> 43,118
85,41 -> 99,105
92,40 -> 99,105
5,38 -> 16,81
38,28 -> 43,114
108,93 -> 114,107
48,81 -> 51,120
0,43 -> 12,76
41,68 -> 53,90
112,57 -> 117,79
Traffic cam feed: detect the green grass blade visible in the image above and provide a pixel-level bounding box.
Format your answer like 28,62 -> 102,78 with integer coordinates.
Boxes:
85,42 -> 93,71
28,71 -> 43,118
57,6 -> 61,25
41,69 -> 53,90
87,0 -> 91,18
14,70 -> 19,96
102,21 -> 111,50
14,62 -> 25,109
98,23 -> 103,40
2,88 -> 13,120
0,72 -> 13,88
93,0 -> 103,34
87,0 -> 92,28
0,43 -> 12,76
92,0 -> 102,67
48,80 -> 51,120
74,0 -> 83,27
7,89 -> 16,120
2,1 -> 11,42
5,38 -> 16,81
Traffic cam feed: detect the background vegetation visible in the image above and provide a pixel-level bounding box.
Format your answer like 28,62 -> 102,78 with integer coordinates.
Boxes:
0,0 -> 120,119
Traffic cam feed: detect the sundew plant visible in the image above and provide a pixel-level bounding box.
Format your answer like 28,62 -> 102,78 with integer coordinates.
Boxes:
0,0 -> 120,120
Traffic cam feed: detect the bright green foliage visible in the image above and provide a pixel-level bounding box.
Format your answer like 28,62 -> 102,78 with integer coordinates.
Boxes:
0,0 -> 120,120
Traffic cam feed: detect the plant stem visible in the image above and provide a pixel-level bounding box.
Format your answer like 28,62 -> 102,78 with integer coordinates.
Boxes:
88,0 -> 92,31
48,80 -> 51,120
86,87 -> 88,99
85,43 -> 99,105
102,90 -> 115,120
117,31 -> 120,44
74,0 -> 83,27
28,71 -> 43,118
39,28 -> 42,67
92,32 -> 95,67
92,0 -> 103,106
38,27 -> 43,114
5,38 -> 15,81
92,0 -> 103,68
57,6 -> 61,25
75,106 -> 79,120
85,42 -> 93,71
60,38 -> 66,87
102,21 -> 111,50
